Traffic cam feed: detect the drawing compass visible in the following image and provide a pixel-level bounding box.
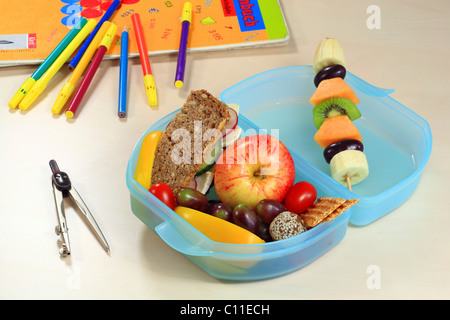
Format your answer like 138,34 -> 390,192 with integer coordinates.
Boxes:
50,159 -> 110,256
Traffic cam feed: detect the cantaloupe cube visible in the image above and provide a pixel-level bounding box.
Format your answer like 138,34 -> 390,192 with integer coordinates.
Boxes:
310,77 -> 360,106
314,115 -> 363,148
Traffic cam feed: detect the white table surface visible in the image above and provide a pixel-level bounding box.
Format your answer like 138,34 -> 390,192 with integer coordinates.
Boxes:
1,0 -> 448,300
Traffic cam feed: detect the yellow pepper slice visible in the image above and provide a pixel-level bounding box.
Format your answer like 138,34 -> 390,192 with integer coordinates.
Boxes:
174,206 -> 265,245
134,131 -> 163,190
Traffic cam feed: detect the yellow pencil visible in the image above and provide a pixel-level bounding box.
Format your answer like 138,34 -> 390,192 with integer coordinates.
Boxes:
8,17 -> 88,109
51,22 -> 111,115
19,19 -> 97,111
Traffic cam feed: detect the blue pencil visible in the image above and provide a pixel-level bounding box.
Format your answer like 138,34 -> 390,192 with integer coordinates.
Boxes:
68,0 -> 121,70
118,26 -> 128,118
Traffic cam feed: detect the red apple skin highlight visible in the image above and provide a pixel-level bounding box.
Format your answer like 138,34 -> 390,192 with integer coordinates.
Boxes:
214,134 -> 296,209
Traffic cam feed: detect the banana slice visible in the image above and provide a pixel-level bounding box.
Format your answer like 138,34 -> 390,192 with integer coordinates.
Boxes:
313,38 -> 346,73
330,150 -> 369,188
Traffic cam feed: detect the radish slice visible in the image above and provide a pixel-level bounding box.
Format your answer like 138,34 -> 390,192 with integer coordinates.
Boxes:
222,107 -> 238,138
227,103 -> 240,113
189,178 -> 197,189
222,126 -> 242,148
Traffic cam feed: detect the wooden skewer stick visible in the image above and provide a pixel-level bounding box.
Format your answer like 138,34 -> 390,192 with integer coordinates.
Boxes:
346,175 -> 352,192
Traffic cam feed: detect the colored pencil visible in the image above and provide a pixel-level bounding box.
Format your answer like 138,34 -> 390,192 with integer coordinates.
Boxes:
131,13 -> 157,107
52,22 -> 111,115
8,17 -> 88,109
175,2 -> 192,88
68,0 -> 121,71
65,23 -> 118,119
118,26 -> 129,118
18,19 -> 97,111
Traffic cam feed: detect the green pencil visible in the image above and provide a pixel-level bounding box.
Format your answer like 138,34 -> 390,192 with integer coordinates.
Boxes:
8,17 -> 88,109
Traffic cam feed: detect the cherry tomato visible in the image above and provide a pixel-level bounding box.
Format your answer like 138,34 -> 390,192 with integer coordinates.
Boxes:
149,183 -> 176,210
283,181 -> 317,214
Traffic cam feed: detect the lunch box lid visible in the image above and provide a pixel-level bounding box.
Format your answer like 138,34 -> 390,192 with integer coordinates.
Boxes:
219,66 -> 432,226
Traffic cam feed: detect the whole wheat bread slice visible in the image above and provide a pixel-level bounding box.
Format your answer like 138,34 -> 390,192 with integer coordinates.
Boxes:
151,90 -> 230,195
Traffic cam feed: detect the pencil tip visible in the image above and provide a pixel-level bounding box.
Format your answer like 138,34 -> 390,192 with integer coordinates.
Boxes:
123,26 -> 127,32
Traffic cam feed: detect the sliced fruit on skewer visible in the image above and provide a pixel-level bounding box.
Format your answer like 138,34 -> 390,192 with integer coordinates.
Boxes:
323,139 -> 364,164
314,64 -> 346,87
313,115 -> 363,148
313,97 -> 361,129
310,77 -> 360,106
330,149 -> 369,191
313,37 -> 346,73
311,37 -> 369,191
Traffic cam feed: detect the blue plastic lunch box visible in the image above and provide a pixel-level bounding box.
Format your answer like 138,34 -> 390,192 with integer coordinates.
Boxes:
126,66 -> 432,280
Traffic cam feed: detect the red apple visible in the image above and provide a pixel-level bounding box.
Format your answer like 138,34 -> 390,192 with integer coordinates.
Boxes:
214,134 -> 295,209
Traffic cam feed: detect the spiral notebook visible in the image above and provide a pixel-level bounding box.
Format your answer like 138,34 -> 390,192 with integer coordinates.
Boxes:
0,0 -> 289,67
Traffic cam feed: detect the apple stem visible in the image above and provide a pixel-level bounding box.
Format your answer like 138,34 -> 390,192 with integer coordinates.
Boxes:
253,171 -> 266,179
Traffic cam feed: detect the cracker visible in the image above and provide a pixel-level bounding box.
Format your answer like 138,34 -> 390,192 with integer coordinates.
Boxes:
321,199 -> 359,223
299,197 -> 346,228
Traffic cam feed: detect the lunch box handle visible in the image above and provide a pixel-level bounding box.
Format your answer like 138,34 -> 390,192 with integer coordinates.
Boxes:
155,221 -> 213,256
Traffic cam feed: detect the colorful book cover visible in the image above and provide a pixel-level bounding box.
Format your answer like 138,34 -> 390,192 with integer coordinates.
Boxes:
0,0 -> 289,66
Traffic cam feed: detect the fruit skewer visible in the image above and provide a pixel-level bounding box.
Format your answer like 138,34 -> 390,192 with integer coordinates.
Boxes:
310,38 -> 369,191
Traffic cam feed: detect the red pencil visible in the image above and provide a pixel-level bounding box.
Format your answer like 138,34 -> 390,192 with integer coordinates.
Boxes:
66,24 -> 117,119
131,13 -> 151,75
131,13 -> 157,107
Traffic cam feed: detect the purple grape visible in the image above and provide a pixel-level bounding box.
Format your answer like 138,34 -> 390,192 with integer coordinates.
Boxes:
258,220 -> 273,242
314,65 -> 346,87
176,188 -> 209,212
232,204 -> 259,235
323,139 -> 364,163
255,199 -> 287,224
207,200 -> 221,212
208,202 -> 232,221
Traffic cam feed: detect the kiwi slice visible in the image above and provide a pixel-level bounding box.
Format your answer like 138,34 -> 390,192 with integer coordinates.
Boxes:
313,97 -> 361,129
